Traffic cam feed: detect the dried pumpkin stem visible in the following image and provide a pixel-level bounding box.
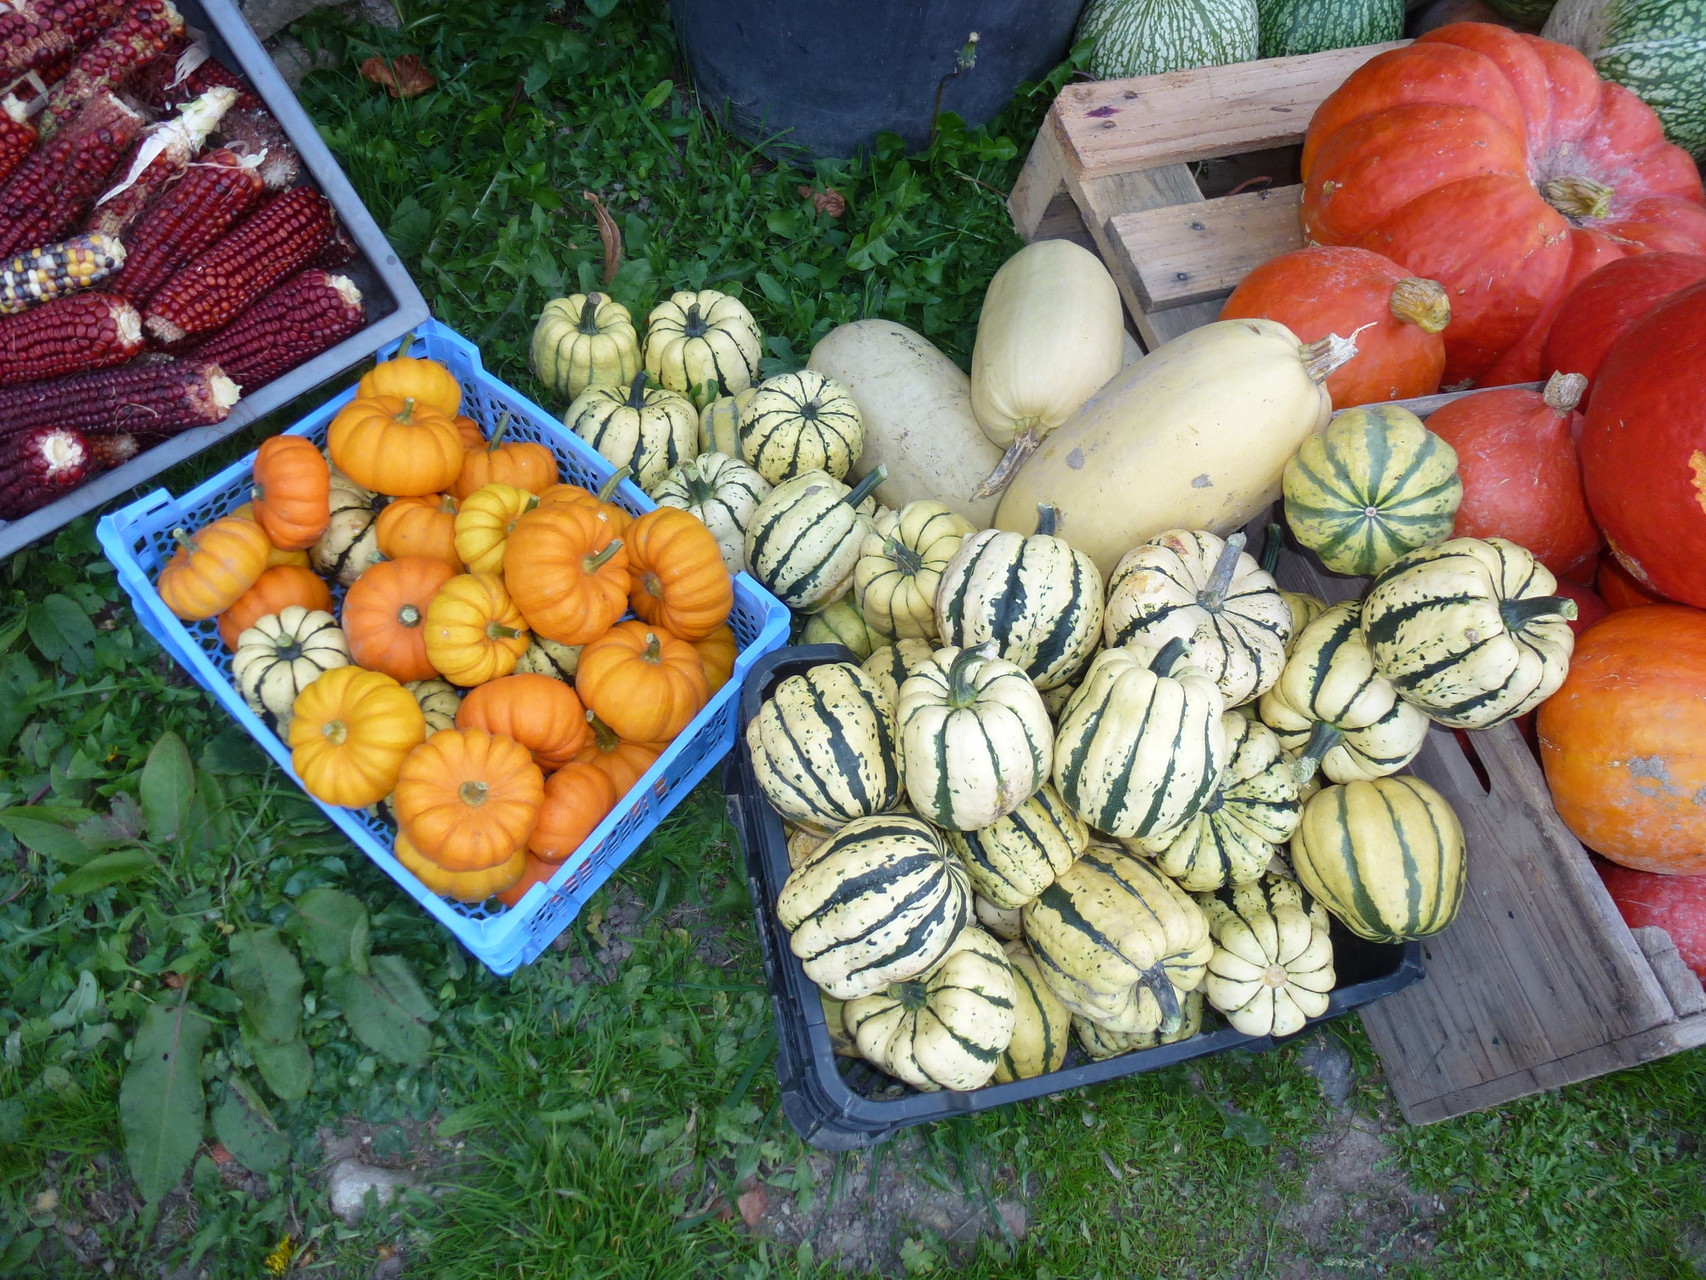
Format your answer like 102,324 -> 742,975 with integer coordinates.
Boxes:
641,632 -> 662,663
1300,332 -> 1359,383
583,538 -> 624,573
398,604 -> 421,628
459,780 -> 488,806
585,710 -> 620,752
1388,277 -> 1451,334
397,396 -> 417,423
1541,175 -> 1614,222
1542,370 -> 1588,416
1200,531 -> 1248,611
974,421 -> 1044,499
321,719 -> 348,746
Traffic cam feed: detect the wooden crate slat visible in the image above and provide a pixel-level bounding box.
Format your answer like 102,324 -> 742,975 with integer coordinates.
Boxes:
1114,186 -> 1305,311
1634,926 -> 1706,1019
1068,159 -> 1208,350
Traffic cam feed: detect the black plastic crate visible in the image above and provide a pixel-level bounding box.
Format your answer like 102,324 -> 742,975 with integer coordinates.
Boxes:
0,0 -> 429,558
726,645 -> 1426,1150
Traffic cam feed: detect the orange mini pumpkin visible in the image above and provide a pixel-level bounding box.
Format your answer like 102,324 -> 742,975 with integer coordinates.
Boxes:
157,516 -> 273,620
217,564 -> 334,650
572,713 -> 662,795
537,468 -> 633,536
393,728 -> 544,871
356,336 -> 463,415
377,493 -> 460,571
394,831 -> 525,902
528,761 -> 618,862
504,503 -> 631,646
450,413 -> 560,499
229,502 -> 311,567
625,506 -> 732,641
496,854 -> 557,908
576,619 -> 708,744
423,571 -> 530,686
456,673 -> 590,771
342,556 -> 456,683
327,394 -> 465,497
693,623 -> 738,694
251,435 -> 331,551
452,414 -> 484,449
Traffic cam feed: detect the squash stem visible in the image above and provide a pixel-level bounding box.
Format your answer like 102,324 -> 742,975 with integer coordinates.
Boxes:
1541,175 -> 1614,222
486,412 -> 512,453
322,719 -> 348,746
1300,333 -> 1359,384
458,780 -> 488,807
488,624 -> 525,640
397,396 -> 417,423
1138,962 -> 1182,1031
1260,523 -> 1285,576
596,466 -> 631,503
1500,594 -> 1578,632
625,370 -> 649,410
1388,278 -> 1451,334
682,302 -> 708,338
973,425 -> 1041,499
576,292 -> 605,334
1542,371 -> 1587,416
842,466 -> 887,511
886,536 -> 926,578
399,604 -> 422,628
393,332 -> 416,362
641,631 -> 662,664
1199,532 -> 1248,611
1148,635 -> 1193,679
1293,720 -> 1341,785
1033,503 -> 1060,538
585,710 -> 620,752
944,644 -> 988,708
583,538 -> 624,573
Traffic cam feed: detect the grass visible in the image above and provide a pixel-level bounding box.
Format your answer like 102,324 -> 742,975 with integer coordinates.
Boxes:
0,1 -> 1703,1277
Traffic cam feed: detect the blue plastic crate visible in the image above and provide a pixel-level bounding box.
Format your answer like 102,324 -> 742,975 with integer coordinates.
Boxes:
96,320 -> 790,975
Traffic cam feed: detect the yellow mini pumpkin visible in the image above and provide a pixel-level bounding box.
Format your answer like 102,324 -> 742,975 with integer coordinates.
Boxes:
453,482 -> 538,574
423,572 -> 531,686
288,666 -> 425,808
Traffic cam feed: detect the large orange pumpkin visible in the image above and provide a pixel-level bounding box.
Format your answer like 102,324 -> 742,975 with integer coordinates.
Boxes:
450,414 -> 560,499
528,761 -> 618,862
393,728 -> 544,871
572,713 -> 662,794
576,620 -> 708,744
376,492 -> 461,571
625,506 -> 732,641
327,395 -> 465,497
1537,605 -> 1706,875
456,673 -> 590,771
503,503 -> 631,646
217,564 -> 333,650
157,516 -> 273,620
1301,22 -> 1706,387
1540,252 -> 1706,408
342,556 -> 456,683
250,435 -> 330,551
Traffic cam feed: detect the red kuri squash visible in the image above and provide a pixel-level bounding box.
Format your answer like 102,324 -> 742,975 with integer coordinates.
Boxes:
1597,555 -> 1670,611
1596,860 -> 1706,980
1540,252 -> 1706,407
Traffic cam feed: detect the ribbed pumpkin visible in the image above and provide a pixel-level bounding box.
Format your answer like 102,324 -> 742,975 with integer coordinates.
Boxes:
576,620 -> 709,744
1220,246 -> 1449,407
1362,537 -> 1578,729
1290,776 -> 1467,943
1131,713 -> 1301,892
698,387 -> 756,457
405,678 -> 460,735
1282,405 -> 1462,577
800,595 -> 883,659
741,369 -> 864,484
934,504 -> 1104,691
854,500 -> 975,643
514,635 -> 582,684
217,564 -> 333,650
233,606 -> 350,732
993,940 -> 1073,1082
859,638 -> 937,708
457,673 -> 589,771
310,473 -> 387,586
503,503 -> 631,646
453,482 -> 537,574
537,470 -> 632,536
572,714 -> 662,794
1022,844 -> 1212,1035
1052,638 -> 1228,841
422,571 -> 530,687
565,371 -> 697,494
1104,528 -> 1291,708
449,415 -> 559,500
250,434 -> 330,551
1257,600 -> 1429,784
651,451 -> 771,576
341,556 -> 455,683
642,288 -> 763,407
393,728 -> 544,872
228,502 -> 311,570
158,516 -> 272,620
1074,990 -> 1204,1059
375,492 -> 461,572
745,662 -> 903,830
625,505 -> 732,641
744,468 -> 887,612
394,833 -> 525,903
844,925 -> 1016,1092
776,813 -> 972,1001
1197,875 -> 1334,1037
527,760 -> 618,862
327,395 -> 464,497
944,782 -> 1088,909
289,666 -> 424,811
529,292 -> 641,404
356,339 -> 462,415
693,623 -> 738,694
897,644 -> 1054,831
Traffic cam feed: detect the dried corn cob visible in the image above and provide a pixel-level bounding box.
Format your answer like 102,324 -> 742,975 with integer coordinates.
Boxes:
308,222 -> 357,270
40,0 -> 184,137
0,232 -> 125,314
83,84 -> 236,238
216,107 -> 298,190
129,38 -> 259,114
107,147 -> 263,305
0,94 -> 37,187
0,90 -> 144,256
0,0 -> 126,78
0,425 -> 91,518
190,269 -> 363,390
144,187 -> 332,346
0,357 -> 238,435
86,429 -> 140,471
0,291 -> 141,385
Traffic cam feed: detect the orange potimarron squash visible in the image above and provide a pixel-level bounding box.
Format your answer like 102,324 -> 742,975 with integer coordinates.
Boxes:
1540,252 -> 1706,408
342,556 -> 456,683
576,620 -> 708,744
450,413 -> 559,499
504,503 -> 631,646
251,435 -> 330,551
454,482 -> 537,574
456,673 -> 590,771
573,713 -> 662,794
288,666 -> 425,809
376,493 -> 461,571
394,832 -> 525,902
393,727 -> 544,871
356,337 -> 463,416
537,468 -> 632,536
327,395 -> 465,497
694,623 -> 738,694
1219,245 -> 1448,406
1597,555 -> 1670,611
157,515 -> 273,620
1426,371 -> 1601,578
1301,22 -> 1706,388
217,564 -> 333,650
1538,605 -> 1706,875
496,854 -> 557,908
625,506 -> 732,641
423,571 -> 530,686
528,761 -> 618,862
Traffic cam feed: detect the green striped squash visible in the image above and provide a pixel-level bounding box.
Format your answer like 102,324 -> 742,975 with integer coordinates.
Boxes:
801,594 -> 883,659
514,635 -> 582,683
1022,845 -> 1212,1035
1256,0 -> 1403,59
1104,528 -> 1292,708
1279,588 -> 1326,654
935,504 -> 1104,691
1282,405 -> 1462,578
1547,0 -> 1706,155
1077,0 -> 1258,79
1361,537 -> 1578,729
975,893 -> 1024,941
233,606 -> 350,733
944,782 -> 1089,909
699,387 -> 756,457
651,451 -> 772,577
819,991 -> 859,1057
860,638 -> 936,708
564,371 -> 699,495
529,292 -> 640,405
844,925 -> 1016,1091
642,289 -> 763,408
1074,989 -> 1204,1059
898,645 -> 1055,831
1130,713 -> 1301,892
1196,875 -> 1334,1037
994,940 -> 1073,1082
776,813 -> 971,1000
745,467 -> 887,612
746,662 -> 903,830
1256,600 -> 1429,784
1052,638 -> 1228,841
742,370 -> 865,484
311,473 -> 385,585
1290,776 -> 1466,943
855,500 -> 976,643
405,678 -> 461,736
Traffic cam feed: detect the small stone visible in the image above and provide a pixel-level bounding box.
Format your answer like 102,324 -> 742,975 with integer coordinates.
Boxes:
998,1201 -> 1028,1239
1299,1032 -> 1356,1109
327,1158 -> 421,1225
267,34 -> 339,92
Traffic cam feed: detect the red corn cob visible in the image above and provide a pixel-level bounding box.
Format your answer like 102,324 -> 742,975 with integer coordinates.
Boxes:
216,107 -> 299,191
107,146 -> 264,305
0,0 -> 127,78
129,38 -> 260,114
0,94 -> 37,187
0,425 -> 91,519
39,0 -> 183,137
83,84 -> 236,238
308,222 -> 357,270
0,357 -> 237,436
144,187 -> 332,346
189,269 -> 363,390
86,429 -> 141,471
0,291 -> 142,386
0,90 -> 144,257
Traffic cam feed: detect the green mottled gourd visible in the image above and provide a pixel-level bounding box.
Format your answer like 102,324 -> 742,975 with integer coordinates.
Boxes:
1077,0 -> 1259,79
1545,0 -> 1706,157
1256,0 -> 1403,59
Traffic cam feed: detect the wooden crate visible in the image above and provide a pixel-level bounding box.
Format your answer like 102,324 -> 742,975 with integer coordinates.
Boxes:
1007,55 -> 1706,1122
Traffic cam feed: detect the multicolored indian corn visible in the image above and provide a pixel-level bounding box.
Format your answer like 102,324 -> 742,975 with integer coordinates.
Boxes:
0,232 -> 126,314
190,269 -> 363,389
0,291 -> 143,386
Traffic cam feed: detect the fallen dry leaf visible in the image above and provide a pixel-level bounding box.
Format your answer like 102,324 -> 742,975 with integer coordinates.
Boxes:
737,1185 -> 768,1229
360,55 -> 435,100
797,184 -> 846,218
584,190 -> 621,286
208,1143 -> 233,1165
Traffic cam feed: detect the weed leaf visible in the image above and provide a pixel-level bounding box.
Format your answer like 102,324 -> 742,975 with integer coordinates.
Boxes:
27,594 -> 93,670
211,1081 -> 290,1175
330,954 -> 435,1068
139,733 -> 194,843
240,1020 -> 313,1102
120,999 -> 212,1205
0,809 -> 90,863
75,792 -> 144,850
199,725 -> 267,776
227,928 -> 303,1044
293,887 -> 371,974
51,848 -> 155,894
